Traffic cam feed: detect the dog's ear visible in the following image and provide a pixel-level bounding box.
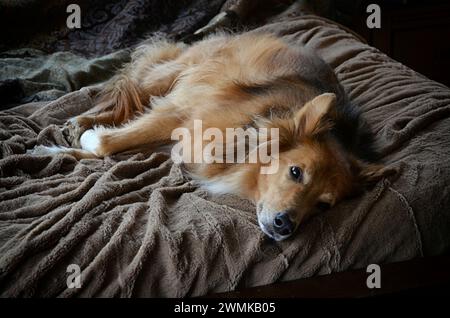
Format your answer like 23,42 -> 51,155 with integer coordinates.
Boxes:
351,159 -> 399,187
295,93 -> 336,136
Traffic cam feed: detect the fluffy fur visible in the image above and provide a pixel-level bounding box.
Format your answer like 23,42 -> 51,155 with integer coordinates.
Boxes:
32,32 -> 396,241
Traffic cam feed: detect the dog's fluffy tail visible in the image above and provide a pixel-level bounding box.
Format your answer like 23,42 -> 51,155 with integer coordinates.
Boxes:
95,74 -> 145,124
92,38 -> 187,125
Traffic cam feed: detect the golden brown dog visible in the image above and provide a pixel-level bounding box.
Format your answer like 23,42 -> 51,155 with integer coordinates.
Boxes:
32,32 -> 395,241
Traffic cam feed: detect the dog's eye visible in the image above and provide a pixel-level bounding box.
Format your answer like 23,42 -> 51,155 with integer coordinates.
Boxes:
289,166 -> 303,182
316,201 -> 331,211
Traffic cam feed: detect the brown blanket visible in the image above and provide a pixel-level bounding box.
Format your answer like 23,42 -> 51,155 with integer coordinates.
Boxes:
1,15 -> 450,297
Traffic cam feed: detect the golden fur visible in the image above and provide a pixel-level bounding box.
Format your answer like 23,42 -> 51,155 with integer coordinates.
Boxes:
37,33 -> 395,240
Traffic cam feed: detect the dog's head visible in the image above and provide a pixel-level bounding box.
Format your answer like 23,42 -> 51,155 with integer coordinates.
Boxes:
253,93 -> 395,241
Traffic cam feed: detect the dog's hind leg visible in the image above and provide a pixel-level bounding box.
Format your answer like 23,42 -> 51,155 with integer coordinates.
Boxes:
69,39 -> 187,132
79,106 -> 184,157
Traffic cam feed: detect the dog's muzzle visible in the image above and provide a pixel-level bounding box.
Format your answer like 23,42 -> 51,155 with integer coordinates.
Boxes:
258,210 -> 297,241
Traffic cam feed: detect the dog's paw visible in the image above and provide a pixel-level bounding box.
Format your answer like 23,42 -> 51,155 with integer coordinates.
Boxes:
62,117 -> 85,148
27,145 -> 68,156
80,129 -> 101,154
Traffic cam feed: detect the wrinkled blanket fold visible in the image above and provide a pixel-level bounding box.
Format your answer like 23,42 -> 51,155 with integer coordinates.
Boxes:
1,14 -> 450,297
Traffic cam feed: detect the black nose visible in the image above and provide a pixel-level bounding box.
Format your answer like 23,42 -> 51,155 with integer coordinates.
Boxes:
273,212 -> 294,236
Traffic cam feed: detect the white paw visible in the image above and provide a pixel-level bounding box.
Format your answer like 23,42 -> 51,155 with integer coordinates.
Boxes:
28,145 -> 69,155
80,129 -> 101,154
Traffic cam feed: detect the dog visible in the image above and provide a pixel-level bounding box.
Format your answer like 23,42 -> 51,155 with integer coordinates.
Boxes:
31,32 -> 395,241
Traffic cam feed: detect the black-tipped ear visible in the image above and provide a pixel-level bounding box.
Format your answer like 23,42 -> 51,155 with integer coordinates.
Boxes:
295,93 -> 336,136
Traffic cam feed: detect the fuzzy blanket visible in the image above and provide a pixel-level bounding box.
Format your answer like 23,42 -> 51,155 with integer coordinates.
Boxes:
1,9 -> 450,296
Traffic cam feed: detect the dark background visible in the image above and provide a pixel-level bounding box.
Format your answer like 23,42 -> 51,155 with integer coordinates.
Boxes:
330,0 -> 450,87
1,1 -> 449,87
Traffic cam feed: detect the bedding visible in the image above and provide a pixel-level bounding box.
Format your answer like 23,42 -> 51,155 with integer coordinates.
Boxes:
1,3 -> 450,297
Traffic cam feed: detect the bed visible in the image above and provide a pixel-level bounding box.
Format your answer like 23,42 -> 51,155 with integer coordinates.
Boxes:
1,0 -> 449,297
